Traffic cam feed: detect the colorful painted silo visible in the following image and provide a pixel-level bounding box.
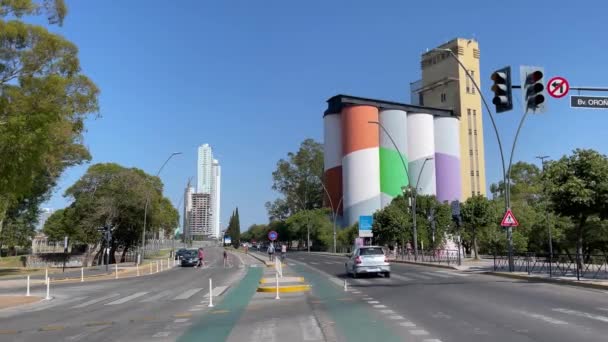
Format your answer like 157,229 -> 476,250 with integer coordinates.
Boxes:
323,113 -> 343,215
341,105 -> 381,226
434,116 -> 461,203
407,113 -> 436,195
379,109 -> 409,207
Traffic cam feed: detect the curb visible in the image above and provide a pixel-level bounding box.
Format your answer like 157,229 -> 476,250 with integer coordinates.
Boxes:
485,271 -> 608,290
389,259 -> 459,270
257,284 -> 311,293
260,276 -> 304,284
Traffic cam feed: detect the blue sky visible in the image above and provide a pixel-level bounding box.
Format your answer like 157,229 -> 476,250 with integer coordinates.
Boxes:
43,0 -> 608,231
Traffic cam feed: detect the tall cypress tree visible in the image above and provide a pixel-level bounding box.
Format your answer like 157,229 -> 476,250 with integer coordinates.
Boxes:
233,207 -> 241,247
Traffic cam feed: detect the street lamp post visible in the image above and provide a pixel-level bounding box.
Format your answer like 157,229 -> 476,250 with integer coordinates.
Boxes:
409,157 -> 433,260
317,177 -> 343,254
141,152 -> 182,263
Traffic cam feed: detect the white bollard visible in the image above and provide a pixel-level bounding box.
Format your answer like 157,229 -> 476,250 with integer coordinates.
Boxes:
45,268 -> 48,285
115,263 -> 118,279
208,278 -> 214,307
160,259 -> 163,272
26,275 -> 30,296
150,262 -> 153,274
45,279 -> 51,300
136,263 -> 140,277
344,279 -> 348,291
275,273 -> 280,300
81,267 -> 84,282
167,258 -> 170,269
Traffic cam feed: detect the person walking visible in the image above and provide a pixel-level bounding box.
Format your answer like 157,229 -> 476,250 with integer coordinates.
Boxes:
268,243 -> 275,261
195,247 -> 205,268
223,250 -> 228,268
281,244 -> 287,262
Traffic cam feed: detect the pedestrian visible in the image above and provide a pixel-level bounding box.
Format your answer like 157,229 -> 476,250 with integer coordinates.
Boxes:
195,247 -> 205,268
281,244 -> 287,262
223,250 -> 228,267
268,243 -> 275,261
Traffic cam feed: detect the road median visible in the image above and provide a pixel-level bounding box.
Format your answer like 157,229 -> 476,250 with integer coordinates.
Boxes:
485,271 -> 608,290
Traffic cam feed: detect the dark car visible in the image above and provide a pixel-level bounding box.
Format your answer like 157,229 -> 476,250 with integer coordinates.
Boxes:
180,250 -> 199,267
175,248 -> 188,260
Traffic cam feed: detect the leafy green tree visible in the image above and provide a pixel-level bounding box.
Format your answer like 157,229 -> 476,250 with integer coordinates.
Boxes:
337,223 -> 359,253
265,139 -> 324,220
372,195 -> 410,247
544,149 -> 608,256
286,209 -> 333,251
0,0 -> 99,235
461,195 -> 497,259
232,207 -> 241,248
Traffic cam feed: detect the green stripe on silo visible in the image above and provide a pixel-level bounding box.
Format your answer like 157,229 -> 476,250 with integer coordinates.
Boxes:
379,147 -> 409,197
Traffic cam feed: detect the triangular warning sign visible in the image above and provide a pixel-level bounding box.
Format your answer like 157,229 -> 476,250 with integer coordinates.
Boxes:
501,209 -> 519,227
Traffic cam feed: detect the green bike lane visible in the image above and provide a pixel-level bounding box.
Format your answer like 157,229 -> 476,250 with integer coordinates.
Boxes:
177,262 -> 416,341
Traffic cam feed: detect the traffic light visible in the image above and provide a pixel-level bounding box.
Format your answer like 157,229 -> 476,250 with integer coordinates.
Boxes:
520,66 -> 546,113
490,66 -> 513,113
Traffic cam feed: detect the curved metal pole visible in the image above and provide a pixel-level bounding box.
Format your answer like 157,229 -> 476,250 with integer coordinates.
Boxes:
436,48 -> 508,209
141,152 -> 182,262
333,196 -> 343,253
506,111 -> 530,208
412,157 -> 433,260
317,179 -> 338,254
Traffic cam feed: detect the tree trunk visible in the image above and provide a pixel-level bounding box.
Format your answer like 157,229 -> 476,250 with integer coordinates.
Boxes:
120,246 -> 128,263
109,244 -> 117,264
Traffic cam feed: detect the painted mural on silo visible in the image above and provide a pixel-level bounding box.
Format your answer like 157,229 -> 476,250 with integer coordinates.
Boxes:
407,113 -> 436,195
323,113 -> 343,216
434,117 -> 461,203
341,105 -> 381,227
379,109 -> 409,208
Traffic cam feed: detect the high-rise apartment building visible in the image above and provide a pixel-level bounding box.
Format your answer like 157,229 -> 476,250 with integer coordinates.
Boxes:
416,38 -> 487,199
189,193 -> 213,236
197,144 -> 213,193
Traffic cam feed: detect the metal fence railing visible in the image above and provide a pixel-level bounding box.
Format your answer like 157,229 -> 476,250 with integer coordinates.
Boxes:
394,249 -> 461,266
493,252 -> 608,280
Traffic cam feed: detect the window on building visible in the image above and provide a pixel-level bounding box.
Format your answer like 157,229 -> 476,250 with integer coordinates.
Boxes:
441,93 -> 446,102
472,191 -> 476,197
476,171 -> 480,176
477,191 -> 481,195
468,129 -> 472,135
470,71 -> 476,94
469,149 -> 473,155
470,171 -> 474,176
474,129 -> 477,135
473,109 -> 477,116
467,108 -> 471,116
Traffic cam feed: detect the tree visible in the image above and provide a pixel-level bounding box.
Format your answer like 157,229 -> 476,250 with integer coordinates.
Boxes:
232,207 -> 241,248
543,149 -> 608,257
461,195 -> 496,259
286,209 -> 333,251
372,195 -> 410,247
0,0 -> 99,246
266,139 -> 324,220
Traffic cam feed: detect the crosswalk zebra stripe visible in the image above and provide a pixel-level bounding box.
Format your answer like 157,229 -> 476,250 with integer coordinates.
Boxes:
72,294 -> 120,308
105,292 -> 148,305
436,271 -> 469,277
203,286 -> 228,298
173,288 -> 203,300
140,290 -> 173,303
422,272 -> 451,278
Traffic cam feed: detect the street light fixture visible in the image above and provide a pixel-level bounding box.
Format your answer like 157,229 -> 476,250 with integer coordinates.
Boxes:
140,152 -> 182,263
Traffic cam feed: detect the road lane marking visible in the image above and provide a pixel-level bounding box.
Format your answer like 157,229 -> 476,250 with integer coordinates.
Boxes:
310,262 -> 319,265
519,311 -> 568,325
399,322 -> 416,327
367,301 -> 379,304
173,288 -> 203,300
392,274 -> 413,281
422,272 -> 451,278
379,309 -> 395,314
152,332 -> 170,337
553,308 -> 608,323
373,304 -> 386,308
389,315 -> 405,320
140,290 -> 173,302
423,339 -> 443,342
72,294 -> 120,308
203,286 -> 228,297
597,307 -> 608,312
436,271 -> 469,277
300,315 -> 323,341
253,318 -> 277,342
409,330 -> 429,335
84,321 -> 114,327
174,318 -> 189,323
105,292 -> 148,305
39,325 -> 64,331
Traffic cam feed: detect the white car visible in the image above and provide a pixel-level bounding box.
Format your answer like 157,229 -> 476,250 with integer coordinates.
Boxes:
345,246 -> 390,278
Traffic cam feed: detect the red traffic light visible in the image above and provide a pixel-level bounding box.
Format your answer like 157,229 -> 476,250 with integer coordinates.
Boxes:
526,70 -> 543,83
491,71 -> 507,82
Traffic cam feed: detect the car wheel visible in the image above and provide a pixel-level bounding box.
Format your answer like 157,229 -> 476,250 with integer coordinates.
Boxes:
385,272 -> 391,278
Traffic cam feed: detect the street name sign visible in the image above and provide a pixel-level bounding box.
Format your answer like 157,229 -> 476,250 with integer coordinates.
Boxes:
570,95 -> 608,109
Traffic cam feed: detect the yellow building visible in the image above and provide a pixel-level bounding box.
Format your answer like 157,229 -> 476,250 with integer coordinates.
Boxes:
414,38 -> 487,200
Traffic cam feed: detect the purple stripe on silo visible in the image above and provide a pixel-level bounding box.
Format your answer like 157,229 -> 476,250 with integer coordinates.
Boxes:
435,153 -> 461,203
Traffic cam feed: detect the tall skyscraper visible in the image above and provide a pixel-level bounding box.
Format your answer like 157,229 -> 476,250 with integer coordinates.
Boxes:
197,144 -> 213,193
417,38 -> 487,200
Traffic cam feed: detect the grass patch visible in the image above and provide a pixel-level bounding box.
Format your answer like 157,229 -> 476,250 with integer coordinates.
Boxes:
0,256 -> 27,268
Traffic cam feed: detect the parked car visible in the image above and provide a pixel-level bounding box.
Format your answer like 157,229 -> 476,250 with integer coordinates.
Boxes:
180,250 -> 199,267
175,248 -> 188,260
345,246 -> 390,278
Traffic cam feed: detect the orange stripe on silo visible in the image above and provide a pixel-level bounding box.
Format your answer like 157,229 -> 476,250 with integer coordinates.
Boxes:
341,105 -> 379,156
324,166 -> 343,215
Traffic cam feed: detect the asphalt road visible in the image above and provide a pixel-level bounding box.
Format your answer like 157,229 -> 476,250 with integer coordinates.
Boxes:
0,247 -> 253,342
288,252 -> 608,342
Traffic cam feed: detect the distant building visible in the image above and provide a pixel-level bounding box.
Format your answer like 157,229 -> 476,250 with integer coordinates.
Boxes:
197,144 -> 213,193
188,193 -> 213,238
211,159 -> 221,239
183,185 -> 194,239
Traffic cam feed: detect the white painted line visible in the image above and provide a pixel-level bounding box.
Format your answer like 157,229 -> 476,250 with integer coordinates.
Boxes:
310,262 -> 319,265
373,304 -> 387,308
423,339 -> 443,342
367,301 -> 379,304
389,315 -> 405,320
152,331 -> 170,337
105,292 -> 148,305
409,330 -> 429,336
300,315 -> 323,341
203,286 -> 228,297
379,309 -> 395,314
324,262 -> 334,264
422,272 -> 451,278
519,310 -> 568,325
173,288 -> 203,300
436,271 -> 469,277
188,308 -> 204,312
399,322 -> 416,327
362,297 -> 373,301
72,294 -> 119,308
392,274 -> 413,281
351,291 -> 361,294
288,263 -> 296,266
355,278 -> 372,285
553,308 -> 608,323
597,307 -> 608,312
140,290 -> 173,303
174,318 -> 189,323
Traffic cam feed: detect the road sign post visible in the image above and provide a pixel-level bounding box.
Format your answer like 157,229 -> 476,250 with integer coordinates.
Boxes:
547,76 -> 570,99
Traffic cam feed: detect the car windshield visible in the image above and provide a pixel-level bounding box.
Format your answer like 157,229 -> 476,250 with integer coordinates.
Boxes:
184,251 -> 198,257
360,248 -> 384,256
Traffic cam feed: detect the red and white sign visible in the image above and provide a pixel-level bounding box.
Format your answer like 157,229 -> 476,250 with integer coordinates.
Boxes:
547,76 -> 570,98
501,209 -> 519,227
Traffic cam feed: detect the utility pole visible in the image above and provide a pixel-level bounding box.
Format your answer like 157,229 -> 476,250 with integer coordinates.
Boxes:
536,155 -> 552,276
105,225 -> 111,272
